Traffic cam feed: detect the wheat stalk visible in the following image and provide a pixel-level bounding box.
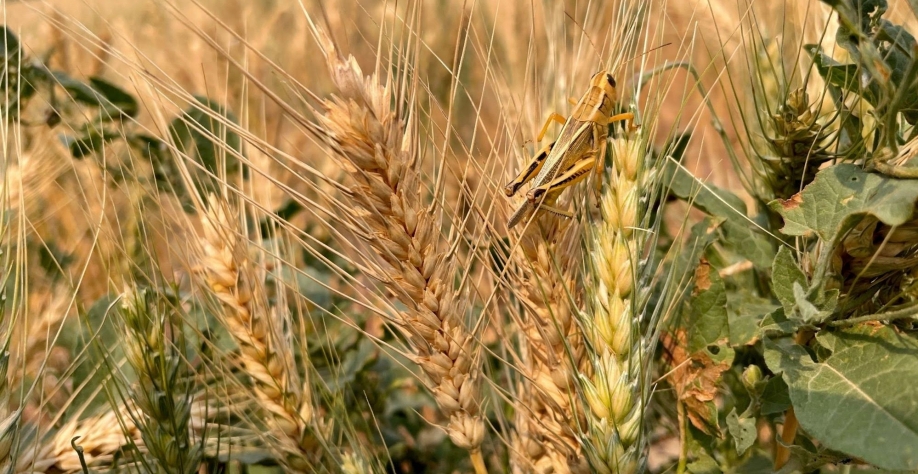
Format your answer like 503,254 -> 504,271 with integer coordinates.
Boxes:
579,137 -> 648,473
306,20 -> 486,466
509,217 -> 587,474
197,199 -> 321,471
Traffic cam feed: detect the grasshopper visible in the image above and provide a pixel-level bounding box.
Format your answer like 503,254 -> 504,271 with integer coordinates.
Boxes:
506,71 -> 634,229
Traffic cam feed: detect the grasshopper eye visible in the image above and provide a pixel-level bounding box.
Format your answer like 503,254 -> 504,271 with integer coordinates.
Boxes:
605,74 -> 616,88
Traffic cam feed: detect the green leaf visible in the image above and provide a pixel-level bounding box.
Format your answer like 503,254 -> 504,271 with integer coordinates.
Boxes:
665,161 -> 776,267
687,261 -> 730,358
771,246 -> 807,314
67,126 -> 121,159
726,408 -> 756,455
672,217 -> 720,284
759,375 -> 791,416
765,327 -> 918,470
88,77 -> 139,119
770,164 -> 918,242
52,71 -> 102,106
727,454 -> 774,474
721,220 -> 777,270
805,44 -> 868,101
757,307 -> 801,338
727,291 -> 779,346
169,95 -> 242,177
792,282 -> 832,325
1,26 -> 20,56
686,456 -> 720,474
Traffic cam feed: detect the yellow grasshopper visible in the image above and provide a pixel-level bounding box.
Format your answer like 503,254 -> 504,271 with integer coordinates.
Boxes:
506,71 -> 634,229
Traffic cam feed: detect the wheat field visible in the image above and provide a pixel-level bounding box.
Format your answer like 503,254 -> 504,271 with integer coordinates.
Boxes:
3,0 -> 918,473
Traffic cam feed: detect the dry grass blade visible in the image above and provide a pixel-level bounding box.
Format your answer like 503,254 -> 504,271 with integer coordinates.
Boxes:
305,18 -> 486,465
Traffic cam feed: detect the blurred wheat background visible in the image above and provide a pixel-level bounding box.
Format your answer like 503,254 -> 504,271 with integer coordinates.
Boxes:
3,0 -> 917,473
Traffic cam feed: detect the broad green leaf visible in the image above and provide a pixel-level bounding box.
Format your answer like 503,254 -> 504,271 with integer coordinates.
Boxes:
67,126 -> 121,159
89,77 -> 139,119
687,260 -> 729,358
771,246 -> 807,314
765,327 -> 918,470
665,161 -> 775,267
672,217 -> 720,285
1,26 -> 20,56
686,456 -> 719,474
64,294 -> 122,414
726,408 -> 756,455
169,95 -> 243,176
665,160 -> 748,220
792,282 -> 832,325
727,454 -> 773,474
805,45 -> 868,101
757,307 -> 801,338
759,375 -> 791,416
52,71 -> 102,106
770,164 -> 918,242
727,291 -> 779,346
721,220 -> 776,269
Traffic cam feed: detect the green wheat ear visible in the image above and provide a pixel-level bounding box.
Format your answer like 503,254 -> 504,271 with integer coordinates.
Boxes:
578,136 -> 649,473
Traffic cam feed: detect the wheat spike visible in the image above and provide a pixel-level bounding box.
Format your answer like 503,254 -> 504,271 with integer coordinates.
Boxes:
197,199 -> 320,471
119,287 -> 202,473
307,21 -> 485,461
510,217 -> 587,474
10,405 -> 140,473
579,137 -> 648,473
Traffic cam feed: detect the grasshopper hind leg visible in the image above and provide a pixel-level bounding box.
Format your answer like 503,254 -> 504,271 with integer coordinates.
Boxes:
505,140 -> 555,197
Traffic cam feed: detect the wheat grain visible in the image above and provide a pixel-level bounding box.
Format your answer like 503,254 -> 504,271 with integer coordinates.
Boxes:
307,21 -> 485,460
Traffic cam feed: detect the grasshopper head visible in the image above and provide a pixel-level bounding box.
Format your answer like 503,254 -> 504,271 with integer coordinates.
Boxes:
590,71 -> 618,99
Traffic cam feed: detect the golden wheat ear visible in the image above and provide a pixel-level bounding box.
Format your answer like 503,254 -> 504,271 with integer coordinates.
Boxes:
196,198 -> 324,470
304,17 -> 486,468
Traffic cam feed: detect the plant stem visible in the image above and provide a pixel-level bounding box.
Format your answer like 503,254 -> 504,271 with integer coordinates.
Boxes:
677,401 -> 688,474
828,301 -> 918,327
774,407 -> 798,470
469,449 -> 488,474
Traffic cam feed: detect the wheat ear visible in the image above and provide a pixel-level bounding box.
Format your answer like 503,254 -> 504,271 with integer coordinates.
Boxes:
510,218 -> 587,474
579,137 -> 647,473
119,287 -> 202,473
198,200 -> 319,471
307,22 -> 485,464
12,405 -> 140,473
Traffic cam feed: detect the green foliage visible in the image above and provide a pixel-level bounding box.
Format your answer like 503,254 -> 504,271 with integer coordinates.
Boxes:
766,326 -> 918,470
664,2 -> 918,471
770,164 -> 918,241
0,25 -> 240,211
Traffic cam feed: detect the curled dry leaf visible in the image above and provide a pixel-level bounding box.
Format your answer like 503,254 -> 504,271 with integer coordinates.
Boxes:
662,329 -> 729,436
